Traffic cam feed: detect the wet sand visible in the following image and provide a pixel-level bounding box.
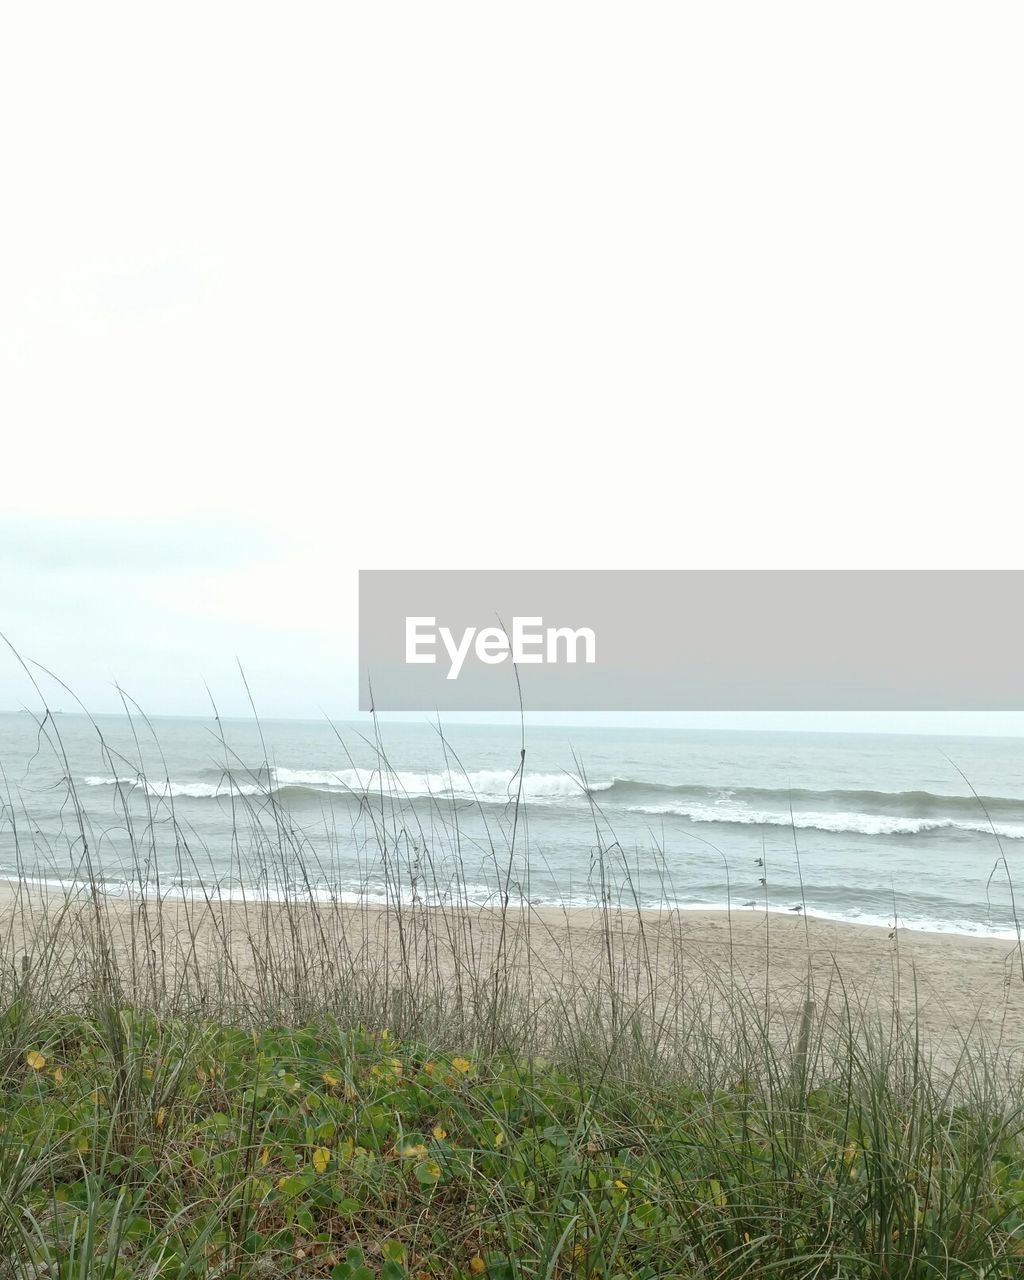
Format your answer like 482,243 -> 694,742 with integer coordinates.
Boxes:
2,879 -> 1022,1065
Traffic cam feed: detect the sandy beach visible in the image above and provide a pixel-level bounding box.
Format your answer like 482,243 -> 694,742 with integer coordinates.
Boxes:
3,878 -> 1023,1066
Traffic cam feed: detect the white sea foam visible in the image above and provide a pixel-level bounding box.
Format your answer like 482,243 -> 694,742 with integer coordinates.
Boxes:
78,772 -> 1024,835
270,766 -> 603,803
82,767 -> 606,805
82,775 -> 267,799
624,802 -> 1024,839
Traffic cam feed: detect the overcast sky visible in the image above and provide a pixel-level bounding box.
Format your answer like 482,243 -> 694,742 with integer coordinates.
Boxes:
2,6 -> 1021,733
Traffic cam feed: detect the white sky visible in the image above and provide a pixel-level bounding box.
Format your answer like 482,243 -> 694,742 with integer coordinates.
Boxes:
2,5 -> 1022,731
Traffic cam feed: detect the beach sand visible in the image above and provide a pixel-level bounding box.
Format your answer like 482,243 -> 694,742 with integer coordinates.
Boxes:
3,879 -> 1023,1067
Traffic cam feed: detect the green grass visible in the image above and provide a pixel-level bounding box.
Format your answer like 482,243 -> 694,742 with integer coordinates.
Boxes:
3,1009 -> 1024,1278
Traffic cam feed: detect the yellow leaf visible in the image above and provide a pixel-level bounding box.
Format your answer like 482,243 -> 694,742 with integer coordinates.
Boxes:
312,1146 -> 330,1174
451,1056 -> 471,1074
322,1070 -> 341,1087
52,1067 -> 64,1085
154,1107 -> 167,1129
401,1143 -> 427,1158
423,1061 -> 435,1075
469,1257 -> 486,1275
26,1051 -> 46,1071
494,1131 -> 505,1148
432,1125 -> 447,1141
259,1147 -> 269,1166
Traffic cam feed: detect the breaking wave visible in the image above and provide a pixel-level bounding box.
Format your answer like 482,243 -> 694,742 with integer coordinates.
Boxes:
81,768 -> 604,805
79,773 -> 1024,837
622,802 -> 1024,839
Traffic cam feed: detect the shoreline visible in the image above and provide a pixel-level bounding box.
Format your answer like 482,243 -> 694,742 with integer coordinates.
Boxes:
1,874 -> 1020,944
3,877 -> 1024,1063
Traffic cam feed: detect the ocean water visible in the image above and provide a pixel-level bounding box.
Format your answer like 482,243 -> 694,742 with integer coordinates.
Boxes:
1,712 -> 1023,938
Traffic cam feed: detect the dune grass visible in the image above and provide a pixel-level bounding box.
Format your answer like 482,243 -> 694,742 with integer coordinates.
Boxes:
0,706 -> 1023,1276
4,975 -> 1024,1279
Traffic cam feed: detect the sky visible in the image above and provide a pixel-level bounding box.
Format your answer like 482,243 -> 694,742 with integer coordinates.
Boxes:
2,5 -> 1022,733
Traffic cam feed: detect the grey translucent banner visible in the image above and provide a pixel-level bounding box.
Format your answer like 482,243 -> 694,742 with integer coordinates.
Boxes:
359,570 -> 1024,711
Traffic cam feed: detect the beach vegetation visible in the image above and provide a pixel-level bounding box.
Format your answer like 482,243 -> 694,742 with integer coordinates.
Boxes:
0,705 -> 1023,1275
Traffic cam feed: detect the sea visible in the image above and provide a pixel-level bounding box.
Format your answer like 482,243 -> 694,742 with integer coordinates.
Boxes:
1,711 -> 1023,939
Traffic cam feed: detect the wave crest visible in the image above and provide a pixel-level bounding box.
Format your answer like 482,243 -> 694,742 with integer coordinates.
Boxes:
82,768 -> 604,805
623,802 -> 1024,839
79,771 -> 1024,838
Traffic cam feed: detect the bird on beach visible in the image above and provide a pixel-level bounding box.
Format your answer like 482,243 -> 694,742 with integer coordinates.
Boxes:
789,904 -> 804,913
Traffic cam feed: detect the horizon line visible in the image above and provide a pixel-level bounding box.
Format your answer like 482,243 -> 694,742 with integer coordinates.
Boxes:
2,707 -> 1024,741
